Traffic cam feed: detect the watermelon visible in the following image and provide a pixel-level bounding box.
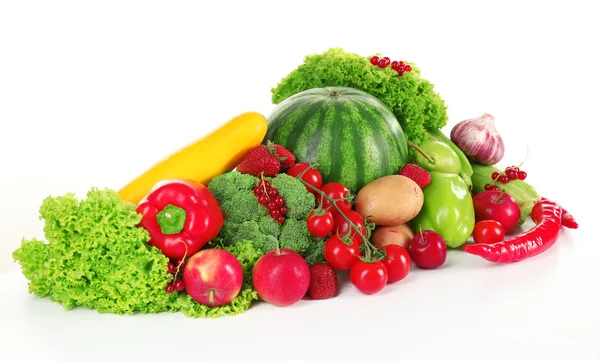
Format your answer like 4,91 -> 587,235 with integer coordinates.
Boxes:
264,87 -> 409,193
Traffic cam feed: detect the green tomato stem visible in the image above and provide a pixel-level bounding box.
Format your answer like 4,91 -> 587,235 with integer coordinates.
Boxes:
294,167 -> 379,255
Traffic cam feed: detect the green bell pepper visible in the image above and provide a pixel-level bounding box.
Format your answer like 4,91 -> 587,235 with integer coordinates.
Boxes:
410,141 -> 475,248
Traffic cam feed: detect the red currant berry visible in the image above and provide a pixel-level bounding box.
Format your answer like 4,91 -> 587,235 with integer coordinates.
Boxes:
517,171 -> 527,180
279,206 -> 287,214
277,216 -> 285,224
270,209 -> 281,218
491,185 -> 500,191
274,196 -> 284,207
165,283 -> 175,293
167,262 -> 176,274
397,69 -> 405,76
258,195 -> 269,205
506,169 -> 518,180
498,175 -> 509,184
491,171 -> 500,180
378,59 -> 388,68
258,180 -> 270,188
399,61 -> 405,67
370,56 -> 379,65
484,183 -> 494,191
174,279 -> 186,292
267,202 -> 277,210
391,61 -> 400,70
253,186 -> 263,196
267,188 -> 278,198
404,65 -> 412,72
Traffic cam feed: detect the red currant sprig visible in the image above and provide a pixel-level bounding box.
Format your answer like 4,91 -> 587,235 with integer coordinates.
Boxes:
165,257 -> 187,293
165,240 -> 188,294
370,55 -> 412,76
485,166 -> 528,190
254,176 -> 287,224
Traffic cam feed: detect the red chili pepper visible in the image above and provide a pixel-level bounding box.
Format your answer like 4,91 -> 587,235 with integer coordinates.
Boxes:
136,179 -> 224,259
541,197 -> 578,229
463,198 -> 564,262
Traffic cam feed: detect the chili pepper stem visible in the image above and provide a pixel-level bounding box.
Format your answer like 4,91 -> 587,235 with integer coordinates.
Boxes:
294,166 -> 382,258
408,142 -> 435,164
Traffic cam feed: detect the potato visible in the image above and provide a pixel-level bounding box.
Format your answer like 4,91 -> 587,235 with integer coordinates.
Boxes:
354,175 -> 424,226
372,223 -> 415,249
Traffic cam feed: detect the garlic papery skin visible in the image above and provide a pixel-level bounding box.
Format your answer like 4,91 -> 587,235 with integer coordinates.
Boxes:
450,113 -> 505,165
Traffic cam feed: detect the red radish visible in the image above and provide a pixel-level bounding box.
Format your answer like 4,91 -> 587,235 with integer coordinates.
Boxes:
183,249 -> 243,307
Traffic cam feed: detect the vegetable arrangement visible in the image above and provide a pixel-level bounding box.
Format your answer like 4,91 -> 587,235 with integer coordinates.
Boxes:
12,48 -> 578,318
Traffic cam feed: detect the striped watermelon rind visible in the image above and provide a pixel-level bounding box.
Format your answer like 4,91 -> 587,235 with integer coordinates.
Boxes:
264,87 -> 408,193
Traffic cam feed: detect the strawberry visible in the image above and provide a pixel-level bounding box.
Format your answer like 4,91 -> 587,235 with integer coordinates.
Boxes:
272,144 -> 296,170
237,145 -> 281,177
308,263 -> 337,300
399,163 -> 431,188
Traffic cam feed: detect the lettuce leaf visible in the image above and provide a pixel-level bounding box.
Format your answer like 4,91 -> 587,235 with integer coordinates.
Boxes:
12,188 -> 261,318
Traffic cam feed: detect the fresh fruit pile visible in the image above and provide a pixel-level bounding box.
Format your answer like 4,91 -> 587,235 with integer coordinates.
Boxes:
12,49 -> 578,319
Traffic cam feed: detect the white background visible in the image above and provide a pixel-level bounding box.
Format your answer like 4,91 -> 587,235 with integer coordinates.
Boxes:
1,1 -> 598,360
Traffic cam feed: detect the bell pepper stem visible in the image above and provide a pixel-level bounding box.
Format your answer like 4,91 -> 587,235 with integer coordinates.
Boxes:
156,204 -> 187,235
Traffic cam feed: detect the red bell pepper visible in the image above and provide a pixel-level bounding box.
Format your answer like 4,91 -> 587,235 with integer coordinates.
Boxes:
136,179 -> 224,259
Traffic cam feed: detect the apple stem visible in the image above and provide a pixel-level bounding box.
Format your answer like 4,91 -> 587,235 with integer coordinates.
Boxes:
408,142 -> 435,164
493,191 -> 505,203
209,289 -> 215,305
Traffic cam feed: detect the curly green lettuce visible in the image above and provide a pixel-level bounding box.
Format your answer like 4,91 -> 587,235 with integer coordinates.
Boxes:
271,47 -> 448,145
208,171 -> 326,264
12,188 -> 261,318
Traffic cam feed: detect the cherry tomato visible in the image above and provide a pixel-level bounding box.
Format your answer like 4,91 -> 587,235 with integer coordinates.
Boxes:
319,182 -> 352,217
323,234 -> 360,270
381,245 -> 411,283
287,163 -> 323,194
350,259 -> 388,295
472,220 -> 505,244
333,210 -> 367,242
306,209 -> 335,238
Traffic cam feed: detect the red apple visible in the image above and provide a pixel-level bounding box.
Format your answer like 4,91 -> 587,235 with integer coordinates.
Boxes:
473,190 -> 521,233
252,248 -> 310,307
183,248 -> 243,307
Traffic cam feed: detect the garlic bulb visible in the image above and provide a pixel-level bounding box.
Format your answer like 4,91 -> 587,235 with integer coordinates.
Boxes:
450,113 -> 505,165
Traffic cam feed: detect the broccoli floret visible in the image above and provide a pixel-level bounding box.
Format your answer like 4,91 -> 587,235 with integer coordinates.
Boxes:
279,219 -> 313,255
270,174 -> 315,220
271,47 -> 448,146
208,171 -> 323,260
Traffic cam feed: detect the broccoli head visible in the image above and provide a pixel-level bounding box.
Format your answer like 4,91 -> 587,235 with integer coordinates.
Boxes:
271,47 -> 448,146
207,171 -> 325,264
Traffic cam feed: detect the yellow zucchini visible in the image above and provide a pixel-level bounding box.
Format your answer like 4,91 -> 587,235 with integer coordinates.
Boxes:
118,111 -> 268,204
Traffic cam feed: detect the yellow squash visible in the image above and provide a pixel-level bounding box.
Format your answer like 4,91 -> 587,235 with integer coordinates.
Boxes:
119,111 -> 268,204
